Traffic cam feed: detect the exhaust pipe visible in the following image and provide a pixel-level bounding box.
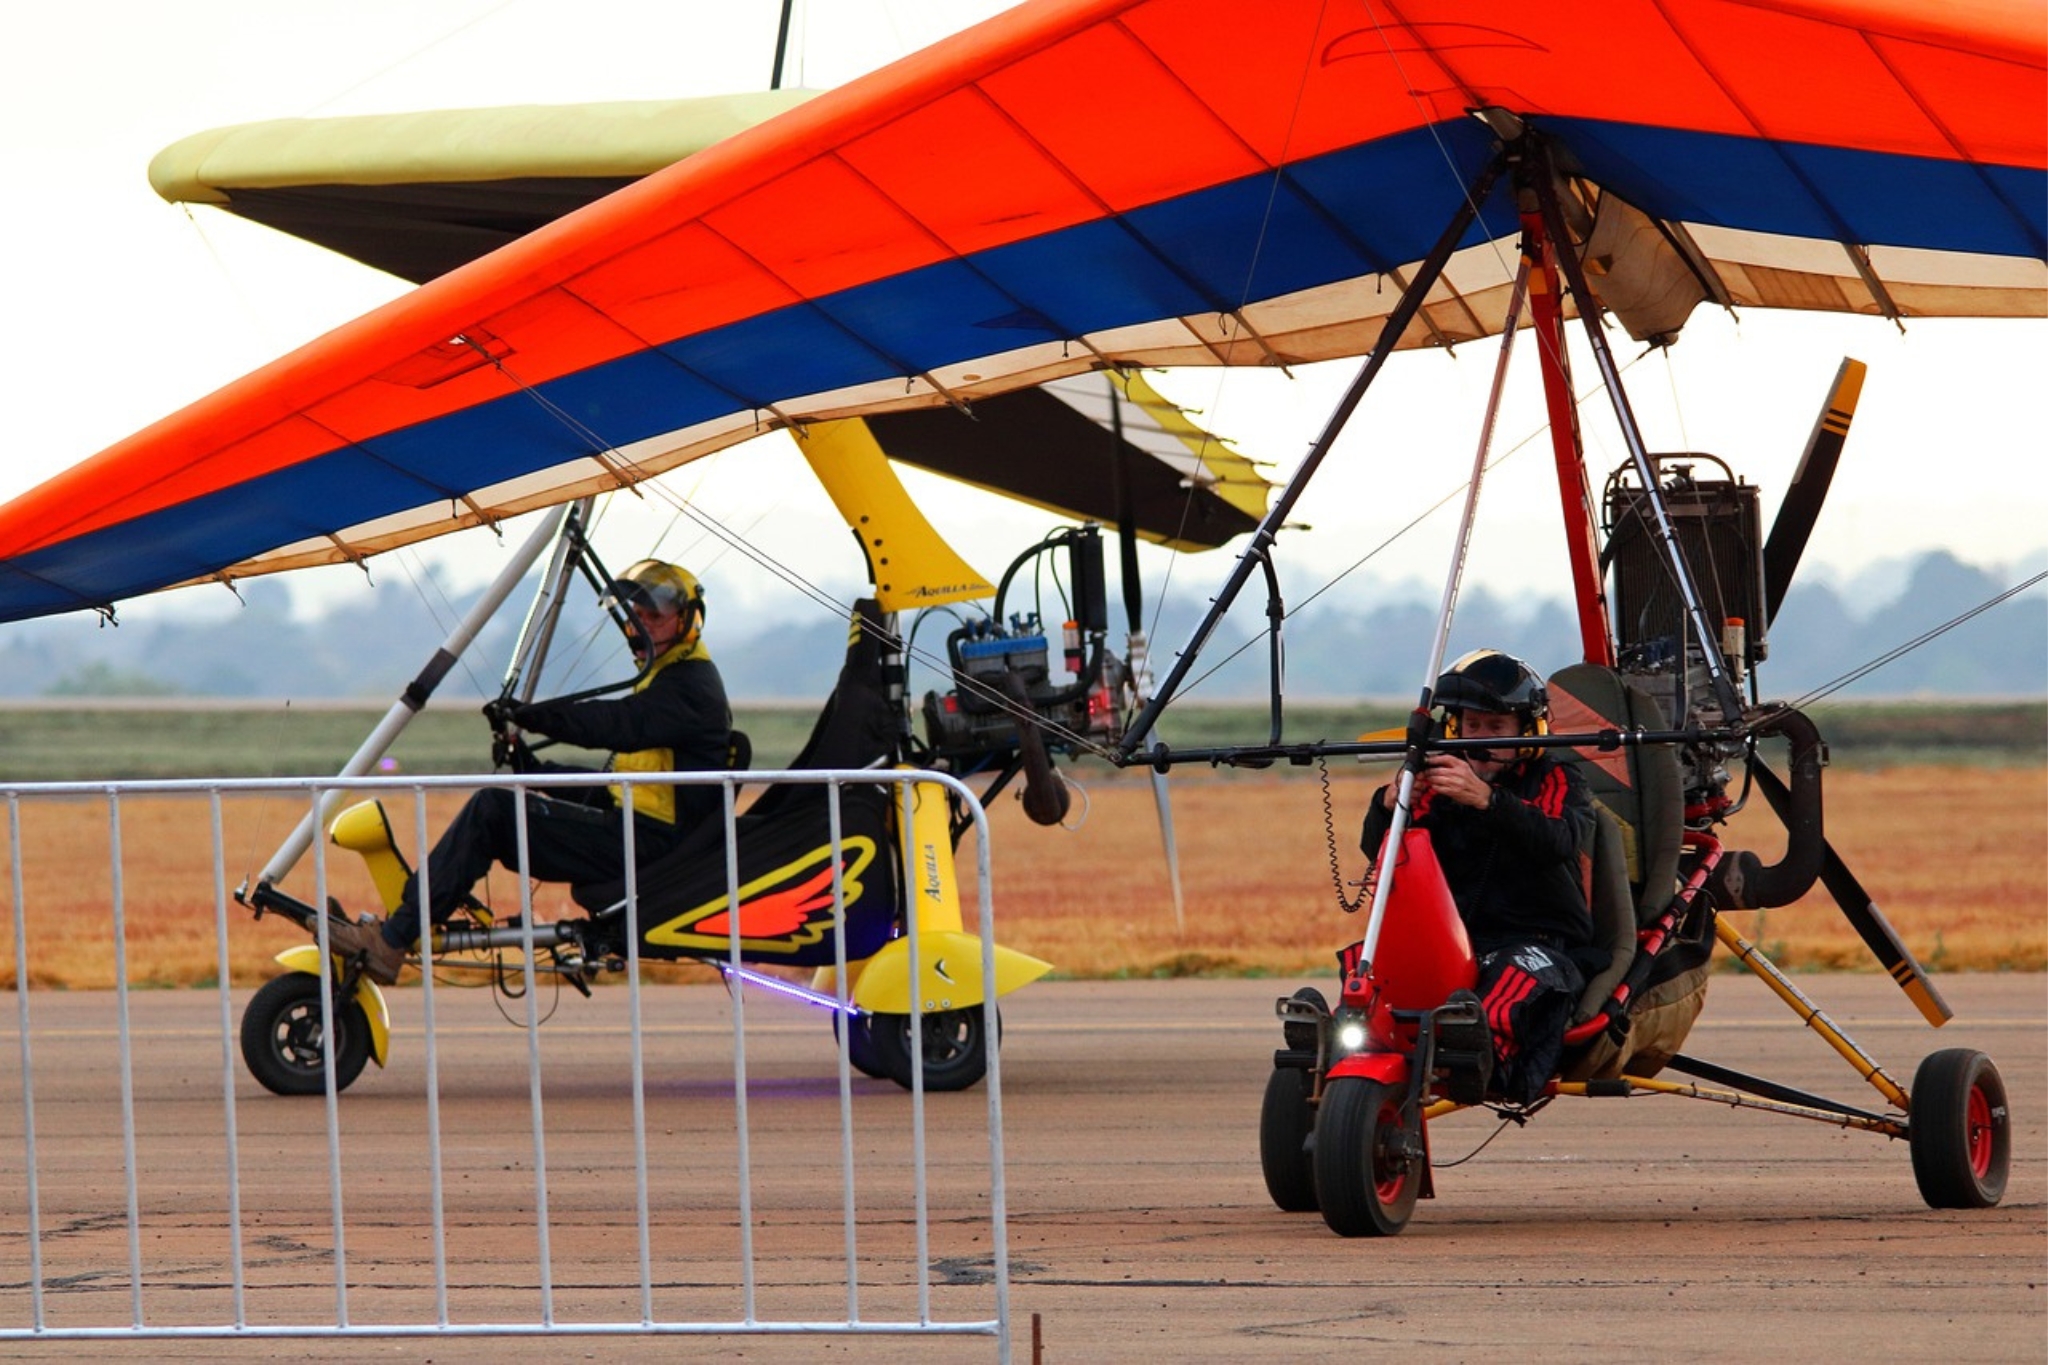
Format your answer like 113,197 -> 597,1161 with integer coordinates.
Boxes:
1709,706 -> 1827,910
1001,671 -> 1072,827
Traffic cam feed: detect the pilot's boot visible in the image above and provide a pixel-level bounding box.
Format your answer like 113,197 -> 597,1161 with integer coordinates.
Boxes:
1433,989 -> 1495,1105
326,916 -> 407,985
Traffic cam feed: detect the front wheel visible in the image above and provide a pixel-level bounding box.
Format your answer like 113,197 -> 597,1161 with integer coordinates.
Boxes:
1910,1048 -> 2009,1209
867,1006 -> 995,1092
1260,1066 -> 1320,1212
1312,1076 -> 1422,1236
241,972 -> 372,1096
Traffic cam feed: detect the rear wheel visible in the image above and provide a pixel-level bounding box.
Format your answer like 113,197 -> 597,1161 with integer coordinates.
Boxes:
1910,1048 -> 2009,1209
831,1012 -> 889,1080
1313,1076 -> 1422,1237
868,1006 -> 994,1092
241,972 -> 371,1096
1260,1066 -> 1320,1212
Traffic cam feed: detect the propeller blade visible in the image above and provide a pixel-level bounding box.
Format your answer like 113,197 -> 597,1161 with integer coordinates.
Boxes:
1762,357 -> 1866,628
1751,759 -> 1953,1026
1107,378 -> 1185,932
1149,739 -> 1185,933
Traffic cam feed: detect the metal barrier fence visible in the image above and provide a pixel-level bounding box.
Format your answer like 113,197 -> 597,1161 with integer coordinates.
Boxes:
0,768 -> 1012,1359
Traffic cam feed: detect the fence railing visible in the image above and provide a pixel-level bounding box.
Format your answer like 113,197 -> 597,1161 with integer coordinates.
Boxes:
1,768 -> 1011,1359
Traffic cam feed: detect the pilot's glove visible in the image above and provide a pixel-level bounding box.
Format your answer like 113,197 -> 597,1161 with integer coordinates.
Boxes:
481,696 -> 522,730
509,699 -> 567,736
491,732 -> 528,770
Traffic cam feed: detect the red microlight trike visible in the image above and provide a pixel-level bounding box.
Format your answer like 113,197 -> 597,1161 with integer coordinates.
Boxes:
1109,140 -> 2013,1237
1255,665 -> 2007,1237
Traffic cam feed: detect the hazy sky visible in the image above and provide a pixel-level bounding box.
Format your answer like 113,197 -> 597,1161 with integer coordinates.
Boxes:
6,0 -> 2044,637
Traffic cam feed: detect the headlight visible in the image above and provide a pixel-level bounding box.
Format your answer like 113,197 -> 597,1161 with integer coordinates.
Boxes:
1334,1016 -> 1368,1054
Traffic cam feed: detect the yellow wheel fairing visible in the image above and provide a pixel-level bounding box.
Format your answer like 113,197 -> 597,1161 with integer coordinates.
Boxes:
850,932 -> 1053,1014
645,835 -> 878,955
272,944 -> 390,1068
326,800 -> 413,913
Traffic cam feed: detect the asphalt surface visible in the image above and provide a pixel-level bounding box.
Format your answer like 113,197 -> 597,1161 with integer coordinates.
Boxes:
0,972 -> 2041,1362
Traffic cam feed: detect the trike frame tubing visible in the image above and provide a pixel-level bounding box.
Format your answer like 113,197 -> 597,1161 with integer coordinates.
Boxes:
1711,914 -> 1912,1110
1550,1076 -> 1908,1138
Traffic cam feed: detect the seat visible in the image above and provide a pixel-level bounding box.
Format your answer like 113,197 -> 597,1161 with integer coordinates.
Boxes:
566,599 -> 907,966
1575,805 -> 1637,1021
1549,663 -> 1708,1076
1546,663 -> 1684,927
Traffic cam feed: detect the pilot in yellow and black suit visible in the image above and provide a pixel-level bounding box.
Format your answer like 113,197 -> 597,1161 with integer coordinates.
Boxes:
330,560 -> 731,984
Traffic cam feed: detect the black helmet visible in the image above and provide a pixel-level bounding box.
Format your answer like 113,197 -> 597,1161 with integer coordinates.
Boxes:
1434,648 -> 1548,734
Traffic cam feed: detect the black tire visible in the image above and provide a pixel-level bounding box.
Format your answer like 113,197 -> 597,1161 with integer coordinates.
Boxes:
1260,1066 -> 1320,1212
1282,985 -> 1329,1053
832,1012 -> 890,1080
1909,1048 -> 2010,1209
241,972 -> 372,1096
1312,1076 -> 1422,1237
867,1006 -> 994,1093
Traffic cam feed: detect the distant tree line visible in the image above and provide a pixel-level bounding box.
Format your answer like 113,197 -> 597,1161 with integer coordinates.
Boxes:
0,548 -> 2038,704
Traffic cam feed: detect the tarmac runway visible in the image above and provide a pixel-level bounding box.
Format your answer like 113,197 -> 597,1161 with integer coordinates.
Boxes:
0,972 -> 2040,1362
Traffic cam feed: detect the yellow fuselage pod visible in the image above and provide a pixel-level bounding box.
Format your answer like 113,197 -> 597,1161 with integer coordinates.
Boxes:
271,945 -> 391,1068
794,419 -> 993,612
327,799 -> 413,914
817,773 -> 1051,1014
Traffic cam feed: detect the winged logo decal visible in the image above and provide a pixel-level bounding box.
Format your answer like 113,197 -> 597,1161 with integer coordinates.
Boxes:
647,836 -> 876,955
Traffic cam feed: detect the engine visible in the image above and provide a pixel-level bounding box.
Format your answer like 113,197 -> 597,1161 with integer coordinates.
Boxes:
918,525 -> 1127,767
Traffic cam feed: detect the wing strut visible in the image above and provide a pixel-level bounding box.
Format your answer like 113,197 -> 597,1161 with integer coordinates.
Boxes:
1528,142 -> 1744,720
1518,167 -> 1613,665
250,501 -> 575,891
1116,150 -> 1509,761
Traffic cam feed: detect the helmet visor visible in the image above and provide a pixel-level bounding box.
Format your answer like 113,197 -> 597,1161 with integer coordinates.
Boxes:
601,560 -> 691,616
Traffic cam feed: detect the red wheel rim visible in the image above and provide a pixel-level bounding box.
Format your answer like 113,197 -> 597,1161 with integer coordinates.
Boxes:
1966,1082 -> 1994,1178
1372,1097 -> 1410,1203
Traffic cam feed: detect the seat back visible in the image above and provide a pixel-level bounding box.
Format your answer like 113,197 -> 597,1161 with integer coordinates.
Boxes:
568,599 -> 908,966
1547,663 -> 1684,926
1576,805 -> 1637,1019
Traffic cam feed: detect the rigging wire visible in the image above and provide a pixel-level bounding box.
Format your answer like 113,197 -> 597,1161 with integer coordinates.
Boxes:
1660,344 -> 1692,452
388,549 -> 506,702
479,354 -> 857,625
1130,1 -> 1330,672
471,352 -> 1120,758
1161,350 -> 1651,703
1357,0 -> 1524,289
1134,1 -> 1578,716
1785,570 -> 2047,710
300,1 -> 522,118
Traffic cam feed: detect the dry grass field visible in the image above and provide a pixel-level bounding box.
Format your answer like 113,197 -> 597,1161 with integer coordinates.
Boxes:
0,762 -> 2039,989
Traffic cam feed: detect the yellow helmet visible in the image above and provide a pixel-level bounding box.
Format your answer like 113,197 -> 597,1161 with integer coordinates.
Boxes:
603,560 -> 703,621
603,561 -> 705,656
